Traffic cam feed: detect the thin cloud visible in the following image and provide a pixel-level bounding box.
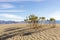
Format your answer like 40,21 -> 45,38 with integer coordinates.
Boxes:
49,11 -> 60,20
0,3 -> 15,9
0,0 -> 44,2
0,10 -> 25,12
0,14 -> 24,21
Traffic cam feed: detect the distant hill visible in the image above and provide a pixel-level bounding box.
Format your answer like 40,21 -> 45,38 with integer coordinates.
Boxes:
56,20 -> 60,24
0,20 -> 20,24
0,20 -> 60,24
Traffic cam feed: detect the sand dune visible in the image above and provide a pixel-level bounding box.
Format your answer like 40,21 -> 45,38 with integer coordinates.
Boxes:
0,24 -> 60,40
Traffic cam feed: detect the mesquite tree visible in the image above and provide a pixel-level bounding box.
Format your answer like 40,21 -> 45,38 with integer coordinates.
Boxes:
49,18 -> 56,28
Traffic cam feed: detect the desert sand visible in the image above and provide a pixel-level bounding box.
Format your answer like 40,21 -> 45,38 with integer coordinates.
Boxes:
0,24 -> 60,40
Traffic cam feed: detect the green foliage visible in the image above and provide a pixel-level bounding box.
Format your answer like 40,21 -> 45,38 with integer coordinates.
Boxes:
29,15 -> 38,22
50,18 -> 55,22
24,14 -> 56,28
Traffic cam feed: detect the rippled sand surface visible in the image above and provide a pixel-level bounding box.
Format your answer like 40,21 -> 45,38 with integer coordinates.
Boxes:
0,24 -> 60,40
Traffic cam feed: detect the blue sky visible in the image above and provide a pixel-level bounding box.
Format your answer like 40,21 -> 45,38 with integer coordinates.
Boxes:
0,0 -> 60,21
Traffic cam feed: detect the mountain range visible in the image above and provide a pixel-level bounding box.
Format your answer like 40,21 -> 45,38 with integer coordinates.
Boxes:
0,20 -> 60,24
0,20 -> 20,24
